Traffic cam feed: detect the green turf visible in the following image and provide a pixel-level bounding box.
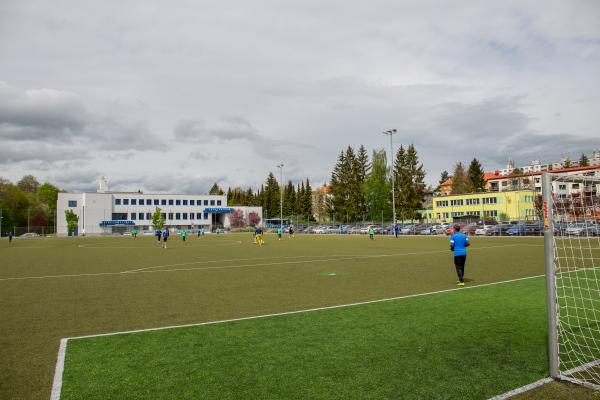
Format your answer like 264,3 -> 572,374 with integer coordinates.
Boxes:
0,234 -> 596,399
61,278 -> 549,400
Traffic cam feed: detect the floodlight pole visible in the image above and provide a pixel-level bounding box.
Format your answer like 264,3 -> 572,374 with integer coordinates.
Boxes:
383,129 -> 397,233
277,164 -> 284,230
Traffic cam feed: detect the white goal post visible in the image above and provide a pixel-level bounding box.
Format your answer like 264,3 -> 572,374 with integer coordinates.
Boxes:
543,172 -> 600,390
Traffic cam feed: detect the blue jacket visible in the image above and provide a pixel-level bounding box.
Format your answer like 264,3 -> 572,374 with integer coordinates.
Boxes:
162,229 -> 170,238
450,232 -> 469,256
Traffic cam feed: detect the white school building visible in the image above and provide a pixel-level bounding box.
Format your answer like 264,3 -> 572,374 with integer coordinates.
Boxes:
57,177 -> 263,235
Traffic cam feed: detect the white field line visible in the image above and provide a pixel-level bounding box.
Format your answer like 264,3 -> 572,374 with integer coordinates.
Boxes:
50,338 -> 67,400
1,243 -> 541,282
487,377 -> 553,400
50,274 -> 545,400
77,240 -> 243,249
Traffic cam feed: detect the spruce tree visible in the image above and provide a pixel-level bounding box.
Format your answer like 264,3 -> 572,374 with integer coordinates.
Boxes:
330,151 -> 347,222
467,158 -> 486,192
393,145 -> 408,221
579,153 -> 589,167
264,172 -> 280,219
304,178 -> 313,221
451,162 -> 468,195
439,170 -> 449,185
355,145 -> 370,221
404,144 -> 426,220
209,183 -> 224,195
362,149 -> 391,221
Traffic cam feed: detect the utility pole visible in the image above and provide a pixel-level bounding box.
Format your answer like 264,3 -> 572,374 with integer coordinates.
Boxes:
277,164 -> 284,230
27,207 -> 31,233
383,129 -> 397,233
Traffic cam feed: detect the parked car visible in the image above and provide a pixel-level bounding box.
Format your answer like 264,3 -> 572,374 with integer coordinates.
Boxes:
418,225 -> 434,235
313,226 -> 326,234
401,225 -> 417,235
19,232 -> 40,238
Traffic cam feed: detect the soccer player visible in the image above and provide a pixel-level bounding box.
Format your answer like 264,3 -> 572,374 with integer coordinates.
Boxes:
255,226 -> 264,246
8,230 -> 13,243
277,227 -> 283,240
155,229 -> 162,243
162,227 -> 170,249
450,224 -> 470,286
369,226 -> 375,240
289,225 -> 294,238
181,229 -> 187,242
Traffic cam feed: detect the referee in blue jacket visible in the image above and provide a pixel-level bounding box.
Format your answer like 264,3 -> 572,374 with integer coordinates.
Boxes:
450,225 -> 470,286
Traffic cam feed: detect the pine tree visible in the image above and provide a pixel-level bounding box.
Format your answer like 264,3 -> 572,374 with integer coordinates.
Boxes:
579,153 -> 590,167
354,145 -> 370,221
451,162 -> 468,195
264,172 -> 280,219
393,145 -> 407,221
304,178 -> 313,221
467,158 -> 486,192
209,183 -> 224,195
329,151 -> 347,222
283,181 -> 295,217
396,145 -> 425,221
439,170 -> 449,185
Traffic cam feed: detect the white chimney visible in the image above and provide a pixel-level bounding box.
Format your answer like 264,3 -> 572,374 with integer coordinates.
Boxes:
98,176 -> 109,193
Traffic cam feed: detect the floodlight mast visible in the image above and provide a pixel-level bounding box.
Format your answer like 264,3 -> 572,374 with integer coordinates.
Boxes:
277,164 -> 284,230
383,129 -> 397,231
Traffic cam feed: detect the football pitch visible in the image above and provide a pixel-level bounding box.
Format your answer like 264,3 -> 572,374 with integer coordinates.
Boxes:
0,234 -> 597,399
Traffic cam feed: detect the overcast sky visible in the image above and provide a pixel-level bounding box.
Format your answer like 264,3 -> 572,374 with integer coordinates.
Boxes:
1,0 -> 599,193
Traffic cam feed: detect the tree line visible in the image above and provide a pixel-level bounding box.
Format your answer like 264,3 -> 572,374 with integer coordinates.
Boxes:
0,175 -> 60,233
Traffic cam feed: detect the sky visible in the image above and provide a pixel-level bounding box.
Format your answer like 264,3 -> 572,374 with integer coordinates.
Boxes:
1,0 -> 599,193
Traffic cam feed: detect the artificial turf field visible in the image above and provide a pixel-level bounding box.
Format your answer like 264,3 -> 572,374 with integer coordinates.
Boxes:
0,234 -> 598,399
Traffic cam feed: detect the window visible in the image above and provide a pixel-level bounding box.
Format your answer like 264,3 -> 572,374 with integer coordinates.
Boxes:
169,199 -> 174,205
204,200 -> 209,205
559,184 -> 567,190
139,212 -> 144,220
572,184 -> 580,189
146,213 -> 151,220
146,199 -> 152,205
535,178 -> 541,183
131,213 -> 136,220
451,212 -> 464,217
436,200 -> 448,207
161,199 -> 167,205
154,199 -> 159,205
450,199 -> 463,206
443,212 -> 449,219
123,199 -> 129,205
217,200 -> 221,206
176,199 -> 181,206
197,200 -> 202,205
204,212 -> 208,219
502,181 -> 508,186
466,198 -> 480,205
67,200 -> 77,207
183,213 -> 188,220
196,213 -> 202,219
161,213 -> 166,220
183,200 -> 188,206
131,199 -> 137,205
176,213 -> 181,220
190,200 -> 195,206
483,210 -> 498,217
483,197 -> 497,204
115,199 -> 121,205
168,213 -> 173,220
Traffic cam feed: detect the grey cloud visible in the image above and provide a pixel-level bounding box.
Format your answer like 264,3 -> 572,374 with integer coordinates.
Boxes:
0,82 -> 165,153
175,117 -> 313,159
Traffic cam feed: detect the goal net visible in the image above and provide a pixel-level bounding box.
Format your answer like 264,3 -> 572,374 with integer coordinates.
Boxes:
544,172 -> 600,390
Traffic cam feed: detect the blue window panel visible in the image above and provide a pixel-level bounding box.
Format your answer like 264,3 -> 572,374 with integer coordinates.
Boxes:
68,200 -> 77,207
176,200 -> 181,205
131,199 -> 137,205
216,200 -> 221,206
203,212 -> 208,219
204,200 -> 208,205
210,200 -> 215,206
123,199 -> 129,205
138,213 -> 144,220
169,199 -> 174,205
146,213 -> 151,220
196,213 -> 202,219
183,213 -> 188,220
197,200 -> 202,205
190,200 -> 195,206
115,199 -> 121,205
161,199 -> 166,205
183,200 -> 188,206
176,213 -> 181,220
154,199 -> 159,205
146,199 -> 151,205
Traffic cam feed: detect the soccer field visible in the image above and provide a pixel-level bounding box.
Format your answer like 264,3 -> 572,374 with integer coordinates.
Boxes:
0,234 -> 597,399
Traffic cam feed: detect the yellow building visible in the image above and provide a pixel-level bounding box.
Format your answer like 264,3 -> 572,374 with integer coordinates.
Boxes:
432,190 -> 537,223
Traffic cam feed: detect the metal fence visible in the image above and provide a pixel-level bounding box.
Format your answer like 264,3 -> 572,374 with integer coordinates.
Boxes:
1,226 -> 56,237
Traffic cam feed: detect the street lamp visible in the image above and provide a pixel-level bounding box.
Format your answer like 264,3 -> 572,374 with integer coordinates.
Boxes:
383,129 -> 397,232
277,164 -> 284,230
